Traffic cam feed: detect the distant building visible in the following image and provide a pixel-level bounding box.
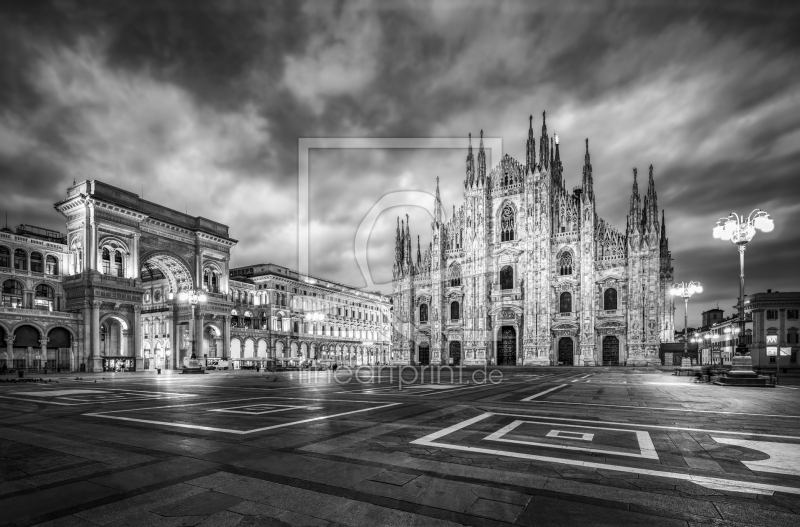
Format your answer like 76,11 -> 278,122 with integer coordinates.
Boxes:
701,308 -> 724,328
745,290 -> 800,371
227,263 -> 391,366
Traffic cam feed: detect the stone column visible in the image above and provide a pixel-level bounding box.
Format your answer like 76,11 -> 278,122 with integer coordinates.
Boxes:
90,300 -> 102,371
195,309 -> 204,358
5,336 -> 15,368
39,338 -> 49,370
88,203 -> 98,271
131,234 -> 140,279
223,315 -> 231,359
195,234 -> 202,289
133,305 -> 142,371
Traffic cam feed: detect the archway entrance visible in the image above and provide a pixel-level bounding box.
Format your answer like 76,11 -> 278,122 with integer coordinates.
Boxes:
498,326 -> 517,365
47,327 -> 72,371
448,341 -> 461,366
418,342 -> 430,365
603,336 -> 620,365
557,337 -> 574,365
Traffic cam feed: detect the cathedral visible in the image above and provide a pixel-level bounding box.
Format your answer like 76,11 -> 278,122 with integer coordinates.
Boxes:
391,113 -> 675,367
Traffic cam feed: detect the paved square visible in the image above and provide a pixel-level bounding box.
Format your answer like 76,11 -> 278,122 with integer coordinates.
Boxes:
1,369 -> 800,526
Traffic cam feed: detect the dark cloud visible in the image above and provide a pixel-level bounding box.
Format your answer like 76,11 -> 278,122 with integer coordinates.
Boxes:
0,0 -> 798,325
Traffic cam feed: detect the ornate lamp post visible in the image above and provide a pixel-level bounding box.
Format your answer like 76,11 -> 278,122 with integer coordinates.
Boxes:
713,209 -> 773,357
671,281 -> 703,359
179,289 -> 207,360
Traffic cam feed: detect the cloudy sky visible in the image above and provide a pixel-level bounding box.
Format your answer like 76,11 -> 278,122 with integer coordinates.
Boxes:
1,1 -> 798,324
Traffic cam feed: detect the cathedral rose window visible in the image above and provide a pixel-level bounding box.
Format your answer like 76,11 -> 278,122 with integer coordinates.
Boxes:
500,205 -> 515,242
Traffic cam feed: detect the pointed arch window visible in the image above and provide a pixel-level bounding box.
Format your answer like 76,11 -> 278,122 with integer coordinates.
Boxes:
420,303 -> 428,323
500,205 -> 516,242
559,292 -> 572,314
449,263 -> 462,287
558,253 -> 573,275
604,288 -> 618,310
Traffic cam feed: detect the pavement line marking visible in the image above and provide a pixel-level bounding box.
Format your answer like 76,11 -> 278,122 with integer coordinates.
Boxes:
85,402 -> 402,434
85,396 -> 391,414
580,374 -> 592,379
517,399 -> 800,418
521,385 -> 568,401
483,420 -> 659,459
411,413 -> 800,496
489,413 -> 800,440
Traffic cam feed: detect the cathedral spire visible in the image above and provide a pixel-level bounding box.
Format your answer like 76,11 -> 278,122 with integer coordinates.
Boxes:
434,176 -> 442,225
628,168 -> 642,234
466,133 -> 475,188
582,138 -> 594,201
540,111 -> 549,170
399,218 -> 405,263
416,235 -> 422,267
526,115 -> 536,174
477,130 -> 486,185
395,217 -> 401,263
404,214 -> 412,267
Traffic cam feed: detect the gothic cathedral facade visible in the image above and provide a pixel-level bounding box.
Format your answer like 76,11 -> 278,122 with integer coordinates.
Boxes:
392,113 -> 675,367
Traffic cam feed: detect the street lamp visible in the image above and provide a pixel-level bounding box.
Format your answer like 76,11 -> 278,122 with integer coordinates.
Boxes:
671,281 -> 703,358
713,209 -> 774,358
178,289 -> 207,360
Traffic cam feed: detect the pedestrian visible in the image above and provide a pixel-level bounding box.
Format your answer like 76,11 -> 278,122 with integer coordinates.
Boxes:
693,370 -> 702,383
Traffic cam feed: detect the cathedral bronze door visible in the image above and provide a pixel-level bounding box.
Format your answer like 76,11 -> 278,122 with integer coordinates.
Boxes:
418,343 -> 430,365
498,326 -> 516,365
557,337 -> 574,365
449,341 -> 461,366
602,336 -> 619,365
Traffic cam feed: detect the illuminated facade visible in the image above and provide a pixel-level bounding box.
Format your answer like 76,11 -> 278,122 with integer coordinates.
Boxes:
0,180 -> 389,372
392,114 -> 675,366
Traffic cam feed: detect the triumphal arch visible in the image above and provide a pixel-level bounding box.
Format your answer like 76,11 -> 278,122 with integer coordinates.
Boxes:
55,180 -> 236,371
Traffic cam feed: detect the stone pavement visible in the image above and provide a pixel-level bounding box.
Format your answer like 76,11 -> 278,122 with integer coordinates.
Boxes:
1,368 -> 800,526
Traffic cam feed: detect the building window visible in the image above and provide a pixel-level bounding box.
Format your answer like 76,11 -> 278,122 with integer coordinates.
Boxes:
604,288 -> 617,310
450,301 -> 460,321
0,246 -> 9,268
30,252 -> 43,273
788,310 -> 799,320
560,292 -> 572,314
13,249 -> 26,271
769,356 -> 776,363
766,310 -> 778,320
34,284 -> 54,311
500,266 -> 514,290
46,255 -> 58,275
500,204 -> 515,242
2,279 -> 23,308
114,251 -> 124,277
558,253 -> 573,276
450,263 -> 462,287
420,303 -> 428,323
788,329 -> 799,345
102,248 -> 111,274
792,351 -> 797,364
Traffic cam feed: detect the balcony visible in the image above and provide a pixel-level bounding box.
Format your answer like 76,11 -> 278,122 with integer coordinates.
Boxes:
0,306 -> 79,319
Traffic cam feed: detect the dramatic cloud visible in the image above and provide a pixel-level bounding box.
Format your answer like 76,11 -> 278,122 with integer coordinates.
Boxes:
1,1 -> 798,325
